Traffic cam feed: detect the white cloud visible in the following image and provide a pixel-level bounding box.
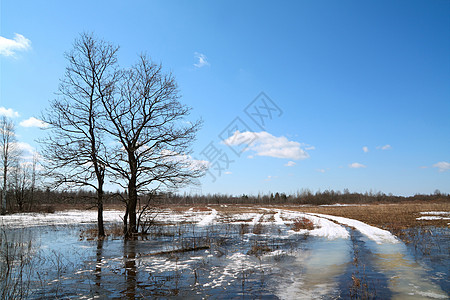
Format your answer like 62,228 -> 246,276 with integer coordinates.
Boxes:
285,161 -> 296,167
16,142 -> 34,153
363,146 -> 369,153
0,33 -> 31,57
20,117 -> 49,128
317,169 -> 326,173
432,161 -> 450,172
12,142 -> 38,161
377,144 -> 391,150
349,162 -> 366,169
0,107 -> 20,118
223,131 -> 310,160
194,52 -> 210,68
224,171 -> 232,175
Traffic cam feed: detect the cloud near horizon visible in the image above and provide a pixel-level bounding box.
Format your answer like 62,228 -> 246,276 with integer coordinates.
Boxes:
349,162 -> 366,169
432,161 -> 450,172
223,131 -> 310,160
0,33 -> 31,57
194,52 -> 210,68
0,107 -> 20,118
12,141 -> 36,160
20,117 -> 49,128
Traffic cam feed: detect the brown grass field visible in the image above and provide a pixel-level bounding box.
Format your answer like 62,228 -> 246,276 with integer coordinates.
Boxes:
76,201 -> 449,243
140,202 -> 450,229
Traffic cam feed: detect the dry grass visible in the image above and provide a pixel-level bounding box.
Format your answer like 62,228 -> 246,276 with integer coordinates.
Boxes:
80,202 -> 448,242
284,202 -> 450,230
282,202 -> 449,248
291,217 -> 315,231
106,202 -> 449,234
79,223 -> 124,240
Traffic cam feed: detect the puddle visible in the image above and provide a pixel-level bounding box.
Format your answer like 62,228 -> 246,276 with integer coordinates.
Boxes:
370,241 -> 448,299
274,237 -> 350,299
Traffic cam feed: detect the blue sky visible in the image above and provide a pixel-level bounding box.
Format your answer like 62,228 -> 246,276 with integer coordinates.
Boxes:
1,0 -> 449,196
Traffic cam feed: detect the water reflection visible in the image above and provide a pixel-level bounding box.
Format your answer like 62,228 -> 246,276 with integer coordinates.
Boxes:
275,237 -> 350,299
123,239 -> 137,299
369,242 -> 448,299
0,211 -> 448,299
95,238 -> 104,288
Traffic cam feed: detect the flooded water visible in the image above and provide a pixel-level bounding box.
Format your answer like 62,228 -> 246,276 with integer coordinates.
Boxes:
1,208 -> 448,299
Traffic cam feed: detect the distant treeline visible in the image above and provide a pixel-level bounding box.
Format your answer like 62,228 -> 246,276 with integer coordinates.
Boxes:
1,188 -> 124,213
168,190 -> 449,206
2,187 -> 448,213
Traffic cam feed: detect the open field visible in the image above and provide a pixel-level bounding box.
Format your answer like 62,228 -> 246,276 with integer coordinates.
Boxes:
1,202 -> 449,299
160,201 -> 450,228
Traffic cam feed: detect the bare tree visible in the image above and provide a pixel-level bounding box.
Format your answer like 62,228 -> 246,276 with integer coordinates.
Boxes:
29,152 -> 39,210
41,33 -> 119,236
101,55 -> 205,236
0,117 -> 20,214
11,161 -> 29,212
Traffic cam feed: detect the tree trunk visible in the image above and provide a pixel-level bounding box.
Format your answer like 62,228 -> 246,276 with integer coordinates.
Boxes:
1,159 -> 7,215
127,181 -> 138,237
0,192 -> 5,215
97,188 -> 105,237
126,152 -> 138,238
123,205 -> 129,236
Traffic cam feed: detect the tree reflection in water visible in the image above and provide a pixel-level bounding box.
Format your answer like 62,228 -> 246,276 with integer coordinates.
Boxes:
95,238 -> 104,288
124,239 -> 137,299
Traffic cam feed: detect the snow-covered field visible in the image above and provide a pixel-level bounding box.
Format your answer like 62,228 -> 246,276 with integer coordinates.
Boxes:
0,209 -> 124,227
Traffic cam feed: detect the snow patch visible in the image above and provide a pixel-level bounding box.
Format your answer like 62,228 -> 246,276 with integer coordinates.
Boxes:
271,209 -> 349,240
306,214 -> 350,240
198,208 -> 218,226
0,210 -> 123,228
310,213 -> 399,244
417,211 -> 450,221
420,211 -> 449,215
274,211 -> 285,225
417,216 -> 450,221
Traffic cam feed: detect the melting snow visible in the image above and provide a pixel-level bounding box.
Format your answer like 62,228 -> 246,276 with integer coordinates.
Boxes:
417,216 -> 450,221
303,214 -> 350,240
197,208 -> 218,226
274,211 -> 285,225
0,210 -> 124,228
420,211 -> 450,215
270,209 -> 349,240
309,213 -> 399,244
417,211 -> 450,221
